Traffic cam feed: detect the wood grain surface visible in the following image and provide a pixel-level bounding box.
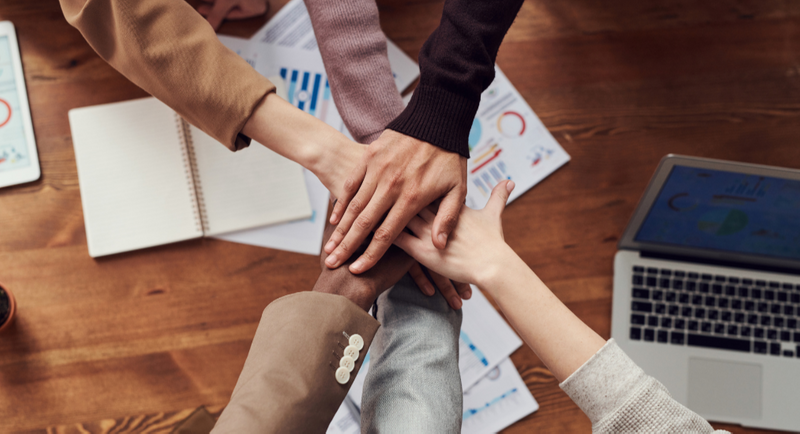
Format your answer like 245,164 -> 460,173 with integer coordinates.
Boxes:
1,0 -> 799,432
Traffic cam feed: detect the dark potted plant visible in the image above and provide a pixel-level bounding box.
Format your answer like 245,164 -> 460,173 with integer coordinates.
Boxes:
0,282 -> 16,333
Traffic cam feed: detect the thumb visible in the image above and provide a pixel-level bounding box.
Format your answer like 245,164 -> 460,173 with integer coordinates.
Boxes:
431,188 -> 464,249
205,0 -> 236,30
485,180 -> 514,217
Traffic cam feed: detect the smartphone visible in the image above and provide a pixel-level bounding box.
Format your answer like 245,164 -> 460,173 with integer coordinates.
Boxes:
0,21 -> 40,188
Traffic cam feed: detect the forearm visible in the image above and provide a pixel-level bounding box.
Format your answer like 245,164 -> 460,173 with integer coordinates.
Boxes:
243,93 -> 363,200
304,0 -> 404,144
60,0 -> 274,151
480,248 -> 606,382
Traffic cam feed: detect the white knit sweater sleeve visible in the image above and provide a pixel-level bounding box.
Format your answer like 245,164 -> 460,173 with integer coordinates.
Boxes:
559,339 -> 731,433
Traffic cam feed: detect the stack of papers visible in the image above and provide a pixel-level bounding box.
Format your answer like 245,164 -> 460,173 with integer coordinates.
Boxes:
212,0 -> 420,255
334,286 -> 539,433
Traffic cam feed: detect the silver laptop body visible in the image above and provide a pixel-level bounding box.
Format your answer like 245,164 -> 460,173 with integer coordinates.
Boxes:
612,155 -> 800,431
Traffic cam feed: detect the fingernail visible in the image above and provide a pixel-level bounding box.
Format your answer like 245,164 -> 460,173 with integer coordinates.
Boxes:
450,296 -> 462,310
324,240 -> 335,253
329,213 -> 337,223
506,181 -> 515,193
464,289 -> 472,299
438,233 -> 447,246
325,253 -> 338,267
351,259 -> 364,273
425,285 -> 435,296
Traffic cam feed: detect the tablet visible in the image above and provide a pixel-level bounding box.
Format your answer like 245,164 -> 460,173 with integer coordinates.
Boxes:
0,21 -> 40,188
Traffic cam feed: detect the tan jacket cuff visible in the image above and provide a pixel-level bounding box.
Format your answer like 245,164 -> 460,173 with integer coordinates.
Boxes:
212,292 -> 379,433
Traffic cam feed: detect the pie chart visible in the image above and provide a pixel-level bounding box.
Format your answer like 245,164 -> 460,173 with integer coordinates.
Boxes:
497,111 -> 525,137
697,209 -> 748,236
468,118 -> 482,150
0,98 -> 10,128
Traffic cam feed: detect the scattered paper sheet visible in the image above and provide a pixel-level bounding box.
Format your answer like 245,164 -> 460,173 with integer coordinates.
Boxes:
326,397 -> 361,434
460,285 -> 524,390
462,358 -> 539,434
464,67 -> 570,210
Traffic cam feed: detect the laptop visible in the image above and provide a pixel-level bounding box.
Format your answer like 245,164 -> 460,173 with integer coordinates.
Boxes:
612,154 -> 800,431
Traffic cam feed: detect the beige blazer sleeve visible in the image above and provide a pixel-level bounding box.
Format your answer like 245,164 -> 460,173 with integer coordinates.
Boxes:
211,292 -> 380,433
59,0 -> 275,151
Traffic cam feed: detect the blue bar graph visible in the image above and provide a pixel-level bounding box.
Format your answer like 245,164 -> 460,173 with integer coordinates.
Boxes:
462,388 -> 519,421
460,331 -> 488,367
309,73 -> 322,115
279,68 -> 327,118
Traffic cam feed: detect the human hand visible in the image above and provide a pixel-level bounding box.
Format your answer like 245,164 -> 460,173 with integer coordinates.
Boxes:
408,263 -> 472,310
394,180 -> 516,287
323,130 -> 468,275
197,0 -> 269,30
313,221 -> 415,311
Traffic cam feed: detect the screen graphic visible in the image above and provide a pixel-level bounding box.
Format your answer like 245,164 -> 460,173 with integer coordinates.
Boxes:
636,165 -> 800,261
0,35 -> 30,173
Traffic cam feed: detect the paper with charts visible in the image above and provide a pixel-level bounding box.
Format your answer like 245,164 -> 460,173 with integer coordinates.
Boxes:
461,358 -> 539,434
465,67 -> 570,210
335,286 -> 536,433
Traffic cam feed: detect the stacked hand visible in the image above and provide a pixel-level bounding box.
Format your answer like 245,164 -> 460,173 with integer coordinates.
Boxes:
324,131 -> 467,275
322,130 -> 471,309
312,221 -> 415,311
394,180 -> 516,288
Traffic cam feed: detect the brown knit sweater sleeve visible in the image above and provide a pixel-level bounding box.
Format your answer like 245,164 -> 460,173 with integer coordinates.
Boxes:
60,0 -> 275,151
386,0 -> 524,157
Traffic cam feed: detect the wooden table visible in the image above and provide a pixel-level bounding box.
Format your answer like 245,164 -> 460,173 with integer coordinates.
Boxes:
1,0 -> 799,432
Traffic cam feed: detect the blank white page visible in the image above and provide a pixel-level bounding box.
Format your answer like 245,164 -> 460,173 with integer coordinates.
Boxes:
187,124 -> 311,236
70,98 -> 202,257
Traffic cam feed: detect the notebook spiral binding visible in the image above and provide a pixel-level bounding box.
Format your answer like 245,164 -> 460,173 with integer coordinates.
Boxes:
175,114 -> 209,234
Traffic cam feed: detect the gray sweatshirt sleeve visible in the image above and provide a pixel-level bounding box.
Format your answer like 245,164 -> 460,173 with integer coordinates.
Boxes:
559,339 -> 730,433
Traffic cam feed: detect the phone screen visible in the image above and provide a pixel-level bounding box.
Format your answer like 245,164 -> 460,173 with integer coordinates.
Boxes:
0,35 -> 31,173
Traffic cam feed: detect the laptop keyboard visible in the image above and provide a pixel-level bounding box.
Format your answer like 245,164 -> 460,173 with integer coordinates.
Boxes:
629,266 -> 800,358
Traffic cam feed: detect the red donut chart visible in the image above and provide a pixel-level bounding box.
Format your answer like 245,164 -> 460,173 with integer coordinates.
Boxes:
0,99 -> 11,128
496,111 -> 526,137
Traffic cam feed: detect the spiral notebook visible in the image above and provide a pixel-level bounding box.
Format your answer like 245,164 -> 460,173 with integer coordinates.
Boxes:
69,97 -> 312,257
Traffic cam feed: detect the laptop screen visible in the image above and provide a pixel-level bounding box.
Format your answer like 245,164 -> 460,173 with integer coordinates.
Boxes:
635,165 -> 800,261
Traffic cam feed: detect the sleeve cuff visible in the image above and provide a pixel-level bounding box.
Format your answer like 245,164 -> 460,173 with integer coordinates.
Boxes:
559,339 -> 648,424
386,84 -> 478,158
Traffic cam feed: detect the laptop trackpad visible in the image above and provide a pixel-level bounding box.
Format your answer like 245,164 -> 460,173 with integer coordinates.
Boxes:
687,358 -> 762,420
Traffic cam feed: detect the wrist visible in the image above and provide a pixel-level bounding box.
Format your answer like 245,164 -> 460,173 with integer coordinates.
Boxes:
475,244 -> 524,290
242,92 -> 330,171
312,276 -> 376,311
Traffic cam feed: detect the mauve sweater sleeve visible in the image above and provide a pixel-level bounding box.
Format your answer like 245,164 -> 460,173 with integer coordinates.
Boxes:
304,0 -> 405,145
386,0 -> 525,158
